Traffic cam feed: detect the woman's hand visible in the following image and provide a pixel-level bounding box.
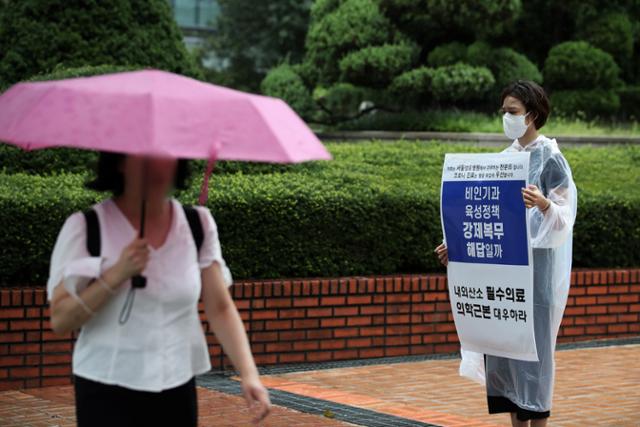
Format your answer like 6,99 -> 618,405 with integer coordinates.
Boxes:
241,375 -> 271,425
435,243 -> 448,266
112,237 -> 149,282
522,184 -> 550,211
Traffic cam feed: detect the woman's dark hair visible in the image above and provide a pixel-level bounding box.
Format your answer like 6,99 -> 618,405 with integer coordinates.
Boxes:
501,80 -> 550,130
86,152 -> 190,195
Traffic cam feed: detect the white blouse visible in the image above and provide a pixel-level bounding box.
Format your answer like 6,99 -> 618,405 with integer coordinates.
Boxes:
46,198 -> 232,392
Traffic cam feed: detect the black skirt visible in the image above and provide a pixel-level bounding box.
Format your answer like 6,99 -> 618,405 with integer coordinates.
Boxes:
74,375 -> 198,427
487,394 -> 550,421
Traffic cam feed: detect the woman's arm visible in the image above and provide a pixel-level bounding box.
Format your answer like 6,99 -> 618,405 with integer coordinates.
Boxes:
50,237 -> 149,334
201,263 -> 271,424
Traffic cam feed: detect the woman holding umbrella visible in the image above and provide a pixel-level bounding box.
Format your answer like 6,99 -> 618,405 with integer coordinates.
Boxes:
47,153 -> 271,426
0,69 -> 330,427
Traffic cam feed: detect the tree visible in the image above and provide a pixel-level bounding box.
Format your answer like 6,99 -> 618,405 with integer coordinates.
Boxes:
0,0 -> 200,87
204,0 -> 312,92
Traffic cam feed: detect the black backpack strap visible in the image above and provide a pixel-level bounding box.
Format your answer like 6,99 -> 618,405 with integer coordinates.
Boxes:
182,205 -> 204,254
83,209 -> 101,257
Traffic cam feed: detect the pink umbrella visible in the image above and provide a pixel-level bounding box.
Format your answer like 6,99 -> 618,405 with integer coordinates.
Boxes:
0,69 -> 331,288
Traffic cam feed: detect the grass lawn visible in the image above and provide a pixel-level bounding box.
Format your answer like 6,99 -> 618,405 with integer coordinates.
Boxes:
332,110 -> 640,136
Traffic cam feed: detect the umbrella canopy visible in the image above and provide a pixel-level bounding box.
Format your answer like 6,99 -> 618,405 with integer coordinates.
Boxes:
0,69 -> 331,163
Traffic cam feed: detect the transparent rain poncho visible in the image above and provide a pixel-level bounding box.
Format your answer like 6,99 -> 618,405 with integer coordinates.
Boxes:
459,135 -> 578,413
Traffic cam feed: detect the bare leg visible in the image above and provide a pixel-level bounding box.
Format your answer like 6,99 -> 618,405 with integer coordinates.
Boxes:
530,419 -> 548,427
510,413 -> 529,427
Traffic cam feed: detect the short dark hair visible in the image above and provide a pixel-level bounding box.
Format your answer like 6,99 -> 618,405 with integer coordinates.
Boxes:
501,80 -> 550,130
86,152 -> 190,195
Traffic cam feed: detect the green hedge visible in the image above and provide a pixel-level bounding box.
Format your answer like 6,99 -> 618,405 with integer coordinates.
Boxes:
1,142 -> 639,286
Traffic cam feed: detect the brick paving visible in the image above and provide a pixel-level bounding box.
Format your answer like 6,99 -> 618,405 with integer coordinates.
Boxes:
260,344 -> 640,427
0,343 -> 637,426
0,385 -> 351,427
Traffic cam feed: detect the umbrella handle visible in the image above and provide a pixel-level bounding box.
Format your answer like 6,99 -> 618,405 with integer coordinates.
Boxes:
132,275 -> 147,288
132,160 -> 148,289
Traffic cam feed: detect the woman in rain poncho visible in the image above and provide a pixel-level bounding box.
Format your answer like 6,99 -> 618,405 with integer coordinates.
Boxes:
435,80 -> 577,426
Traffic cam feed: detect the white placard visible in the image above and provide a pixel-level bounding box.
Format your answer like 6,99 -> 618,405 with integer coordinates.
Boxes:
440,152 -> 537,361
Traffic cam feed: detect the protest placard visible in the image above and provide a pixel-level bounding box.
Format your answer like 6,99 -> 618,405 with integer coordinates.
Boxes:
441,152 -> 537,361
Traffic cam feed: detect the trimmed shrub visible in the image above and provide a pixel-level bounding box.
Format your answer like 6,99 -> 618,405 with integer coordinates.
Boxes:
617,85 -> 640,120
339,43 -> 419,87
25,64 -> 140,83
427,42 -> 467,67
1,142 -> 638,286
543,41 -> 620,90
261,64 -> 315,118
551,89 -> 620,119
0,0 -> 201,86
304,0 -> 396,84
430,63 -> 495,102
466,41 -> 493,67
389,66 -> 434,104
577,12 -> 634,75
485,47 -> 542,90
313,83 -> 374,119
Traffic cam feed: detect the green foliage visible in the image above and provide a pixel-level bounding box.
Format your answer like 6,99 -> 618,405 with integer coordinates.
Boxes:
313,83 -> 373,120
577,12 -> 634,76
479,47 -> 543,94
379,0 -> 521,48
543,41 -> 620,90
260,64 -> 315,118
204,0 -> 312,92
551,89 -> 620,119
2,142 -> 638,286
0,146 -> 97,175
430,64 -> 495,102
339,43 -> 418,87
25,64 -> 140,83
466,41 -> 493,66
334,109 -> 640,135
618,85 -> 640,121
389,67 -> 434,103
427,42 -> 467,67
0,0 -> 200,86
304,0 -> 396,84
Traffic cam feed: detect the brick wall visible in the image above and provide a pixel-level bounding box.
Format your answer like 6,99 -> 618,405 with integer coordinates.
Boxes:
1,268 -> 638,390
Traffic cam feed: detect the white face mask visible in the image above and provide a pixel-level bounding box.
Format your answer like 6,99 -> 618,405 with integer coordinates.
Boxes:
502,112 -> 529,140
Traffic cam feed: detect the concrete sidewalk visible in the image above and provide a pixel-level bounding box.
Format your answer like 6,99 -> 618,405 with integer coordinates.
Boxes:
0,342 -> 637,426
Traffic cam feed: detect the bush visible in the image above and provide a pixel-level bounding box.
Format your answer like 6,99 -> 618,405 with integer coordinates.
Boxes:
260,64 -> 315,118
430,63 -> 495,102
466,41 -> 493,67
313,83 -> 374,120
551,89 -> 620,119
3,142 -> 636,286
485,47 -> 542,89
577,12 -> 634,75
543,41 -> 620,90
389,67 -> 434,104
304,0 -> 395,84
339,43 -> 418,87
0,0 -> 201,86
427,42 -> 467,67
618,85 -> 640,121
